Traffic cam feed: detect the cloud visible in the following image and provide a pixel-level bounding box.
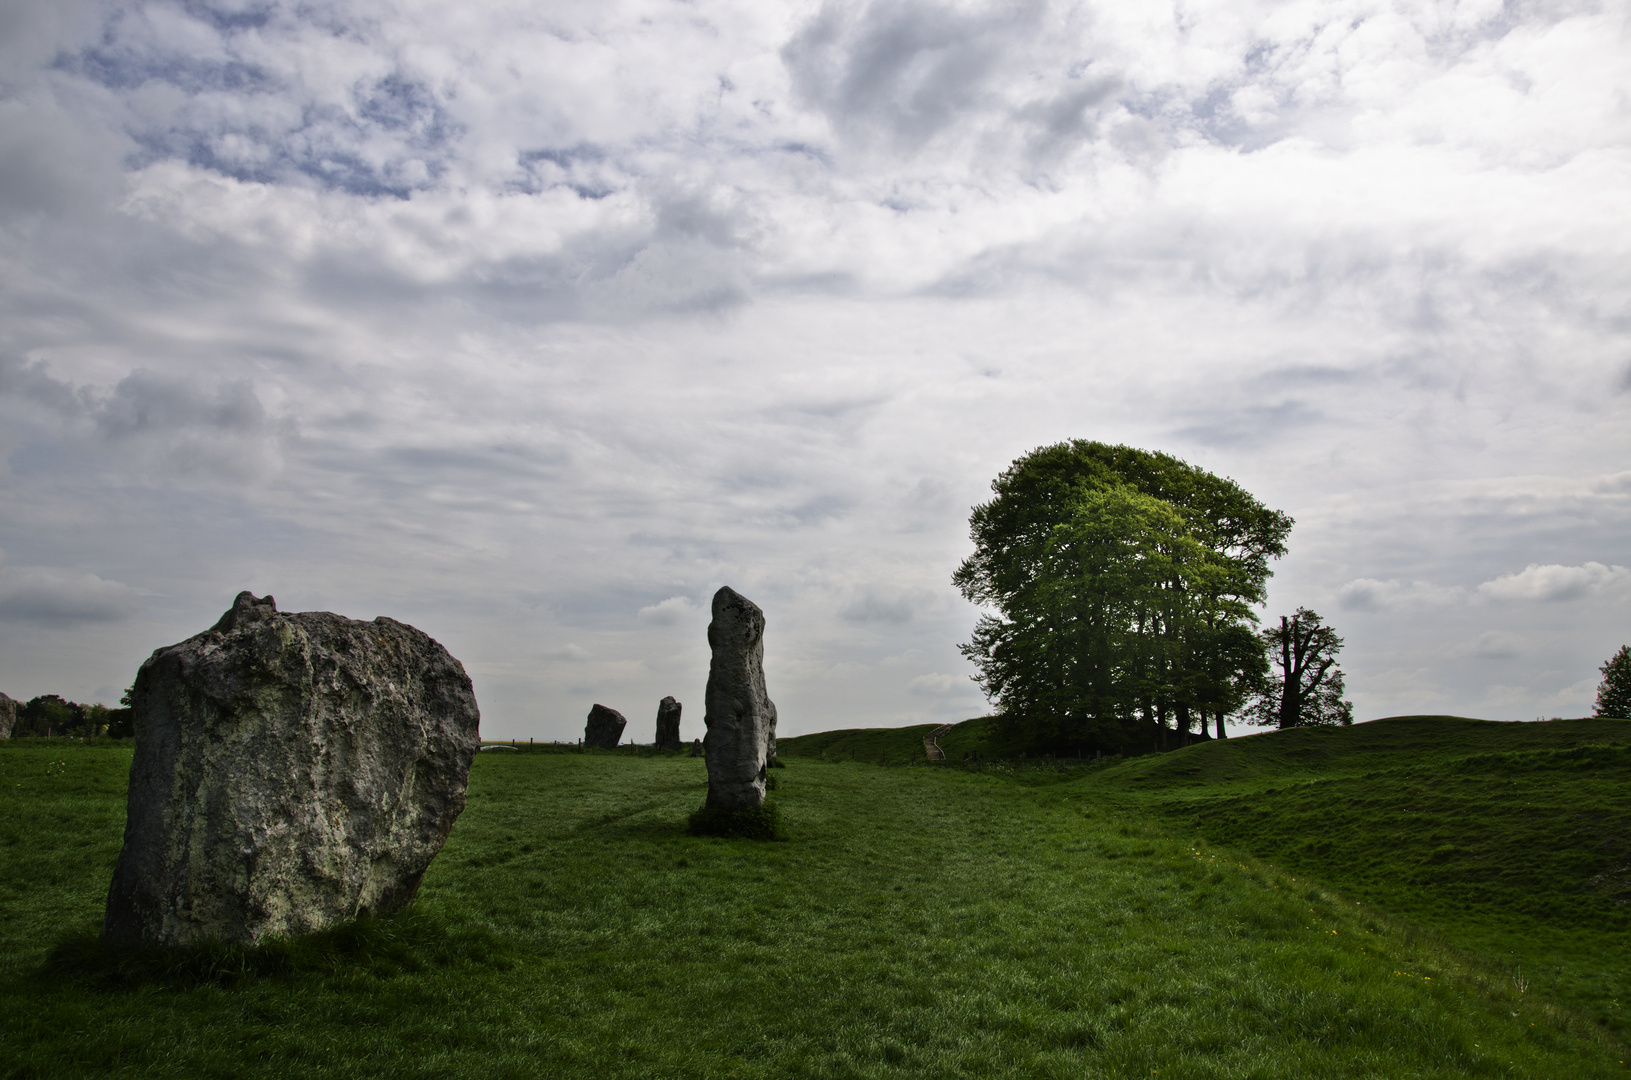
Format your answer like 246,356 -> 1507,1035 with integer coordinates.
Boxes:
0,0 -> 1627,731
1336,578 -> 1465,612
0,562 -> 139,625
1476,563 -> 1631,603
841,586 -> 937,625
783,0 -> 1044,150
908,672 -> 976,696
1467,632 -> 1523,660
638,596 -> 698,625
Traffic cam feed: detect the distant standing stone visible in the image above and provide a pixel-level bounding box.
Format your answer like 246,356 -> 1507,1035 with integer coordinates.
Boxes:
585,703 -> 627,749
690,738 -> 704,757
655,696 -> 683,751
702,587 -> 778,811
102,591 -> 481,948
0,692 -> 14,740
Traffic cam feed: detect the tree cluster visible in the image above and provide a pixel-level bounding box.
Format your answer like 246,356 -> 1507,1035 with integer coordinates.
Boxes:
954,441 -> 1297,753
9,694 -> 131,738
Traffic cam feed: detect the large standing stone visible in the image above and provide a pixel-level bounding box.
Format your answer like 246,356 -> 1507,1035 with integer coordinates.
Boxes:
0,692 -> 14,740
585,703 -> 627,748
702,587 -> 777,811
655,696 -> 683,750
102,591 -> 481,948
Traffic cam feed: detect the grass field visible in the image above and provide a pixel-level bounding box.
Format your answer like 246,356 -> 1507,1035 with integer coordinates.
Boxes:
2,724 -> 1628,1078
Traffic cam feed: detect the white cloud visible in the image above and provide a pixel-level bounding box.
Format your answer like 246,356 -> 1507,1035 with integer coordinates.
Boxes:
1476,562 -> 1631,603
638,596 -> 698,625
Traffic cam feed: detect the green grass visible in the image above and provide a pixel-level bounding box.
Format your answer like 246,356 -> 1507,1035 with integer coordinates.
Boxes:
1087,716 -> 1631,1042
1,733 -> 1627,1077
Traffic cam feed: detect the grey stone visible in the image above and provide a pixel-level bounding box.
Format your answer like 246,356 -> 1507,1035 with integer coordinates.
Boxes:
585,703 -> 626,749
102,591 -> 480,948
701,587 -> 778,811
689,738 -> 704,757
655,696 -> 683,750
0,692 -> 14,740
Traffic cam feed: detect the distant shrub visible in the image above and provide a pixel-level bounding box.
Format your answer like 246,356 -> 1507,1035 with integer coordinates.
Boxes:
687,801 -> 787,841
1594,645 -> 1631,719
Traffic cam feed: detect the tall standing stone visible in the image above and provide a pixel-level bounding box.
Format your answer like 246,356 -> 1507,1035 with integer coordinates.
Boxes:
102,591 -> 481,948
0,692 -> 14,740
655,697 -> 683,750
585,704 -> 627,748
702,587 -> 777,811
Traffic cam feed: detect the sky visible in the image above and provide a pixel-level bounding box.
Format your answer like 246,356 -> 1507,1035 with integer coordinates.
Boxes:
1,0 -> 1628,742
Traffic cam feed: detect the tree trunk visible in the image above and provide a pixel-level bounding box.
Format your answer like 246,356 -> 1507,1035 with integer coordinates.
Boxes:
1214,709 -> 1227,739
1277,615 -> 1300,728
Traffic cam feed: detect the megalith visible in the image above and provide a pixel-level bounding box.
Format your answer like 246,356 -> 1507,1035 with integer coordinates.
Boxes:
701,587 -> 778,811
689,738 -> 704,757
655,696 -> 683,750
585,703 -> 627,748
0,692 -> 14,740
102,591 -> 481,948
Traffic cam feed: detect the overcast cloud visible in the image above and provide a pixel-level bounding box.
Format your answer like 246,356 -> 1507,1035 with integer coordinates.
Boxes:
1,0 -> 1628,736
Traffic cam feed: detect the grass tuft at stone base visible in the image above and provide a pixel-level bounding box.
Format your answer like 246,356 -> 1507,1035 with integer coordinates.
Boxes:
687,800 -> 788,840
39,909 -> 513,990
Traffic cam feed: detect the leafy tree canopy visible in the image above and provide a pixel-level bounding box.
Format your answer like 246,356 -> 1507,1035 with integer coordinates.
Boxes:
1594,645 -> 1631,719
954,441 -> 1292,752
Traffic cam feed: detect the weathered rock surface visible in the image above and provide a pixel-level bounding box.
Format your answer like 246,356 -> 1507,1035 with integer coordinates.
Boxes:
102,591 -> 481,948
585,703 -> 627,748
655,696 -> 683,751
702,587 -> 778,811
0,692 -> 14,740
689,738 -> 704,757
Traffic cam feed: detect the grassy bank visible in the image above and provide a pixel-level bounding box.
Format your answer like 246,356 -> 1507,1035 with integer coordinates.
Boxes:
1,735 -> 1626,1077
1087,716 -> 1631,1041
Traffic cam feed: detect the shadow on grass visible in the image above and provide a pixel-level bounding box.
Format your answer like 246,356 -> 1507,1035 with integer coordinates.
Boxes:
38,908 -> 515,991
687,800 -> 788,840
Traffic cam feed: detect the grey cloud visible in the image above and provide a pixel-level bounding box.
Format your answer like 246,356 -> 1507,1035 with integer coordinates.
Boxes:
0,563 -> 140,624
1172,400 -> 1324,449
1469,632 -> 1523,660
0,91 -> 134,218
97,372 -> 266,438
783,0 -> 1042,149
1017,75 -> 1120,162
0,355 -> 86,414
1336,578 -> 1465,613
842,585 -> 936,625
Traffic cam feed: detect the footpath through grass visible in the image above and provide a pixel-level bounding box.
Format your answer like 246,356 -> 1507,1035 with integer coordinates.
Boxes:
1,738 -> 1626,1078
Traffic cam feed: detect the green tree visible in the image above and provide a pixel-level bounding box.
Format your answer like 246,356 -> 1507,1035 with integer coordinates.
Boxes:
1249,608 -> 1352,728
16,694 -> 81,737
1594,646 -> 1631,719
954,441 -> 1292,751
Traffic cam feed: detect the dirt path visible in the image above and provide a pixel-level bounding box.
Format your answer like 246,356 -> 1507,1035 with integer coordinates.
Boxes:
923,723 -> 955,761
